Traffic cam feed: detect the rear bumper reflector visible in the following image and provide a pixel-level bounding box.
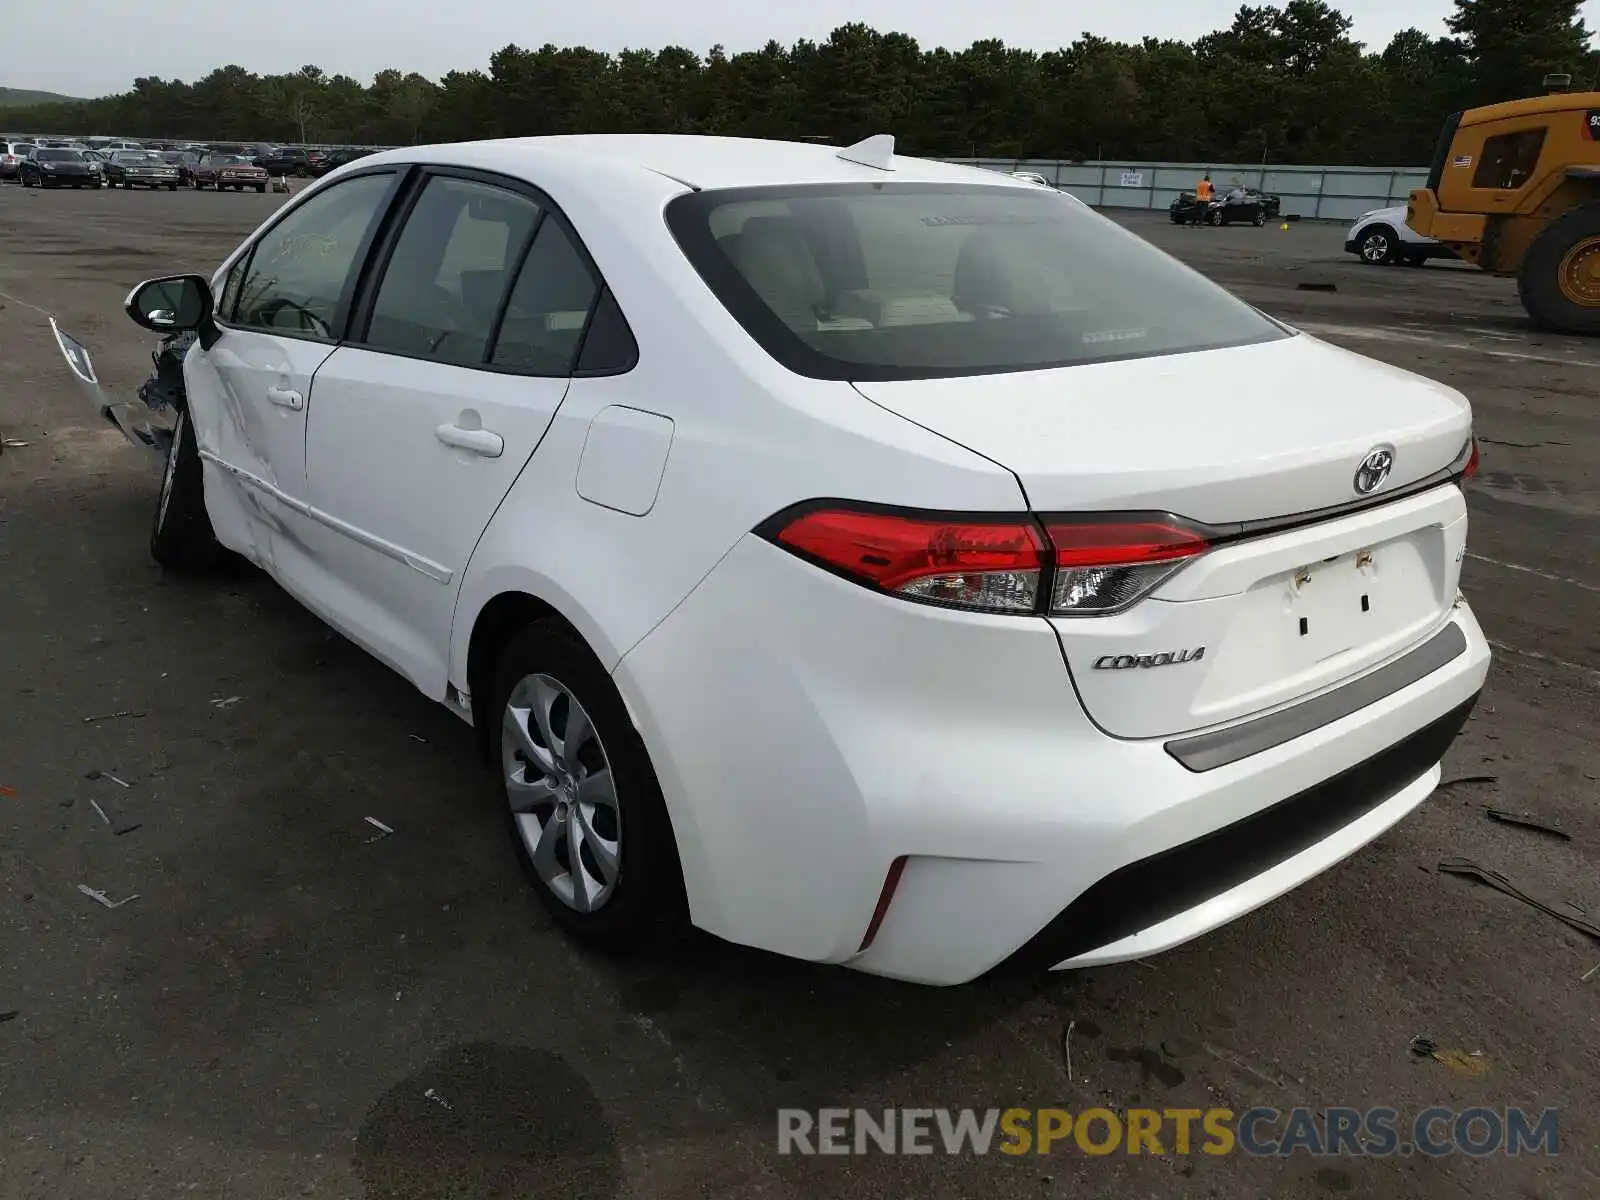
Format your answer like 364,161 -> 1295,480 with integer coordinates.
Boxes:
1165,622 -> 1468,773
858,856 -> 909,952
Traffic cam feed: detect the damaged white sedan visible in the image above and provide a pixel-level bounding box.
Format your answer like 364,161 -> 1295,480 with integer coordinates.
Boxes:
60,133 -> 1488,984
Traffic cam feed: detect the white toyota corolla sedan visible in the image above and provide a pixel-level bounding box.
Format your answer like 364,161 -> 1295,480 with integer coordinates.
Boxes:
121,133 -> 1489,986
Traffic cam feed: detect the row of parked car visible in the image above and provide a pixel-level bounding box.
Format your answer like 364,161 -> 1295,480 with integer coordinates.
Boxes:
0,135 -> 379,190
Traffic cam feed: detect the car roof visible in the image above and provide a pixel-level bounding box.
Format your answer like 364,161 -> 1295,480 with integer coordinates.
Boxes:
360,134 -> 1028,194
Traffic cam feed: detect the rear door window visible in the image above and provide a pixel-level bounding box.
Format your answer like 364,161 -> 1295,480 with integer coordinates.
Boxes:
489,218 -> 603,375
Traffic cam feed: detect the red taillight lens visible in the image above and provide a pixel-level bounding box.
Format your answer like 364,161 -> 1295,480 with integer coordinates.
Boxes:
1044,519 -> 1211,615
1464,437 -> 1480,478
762,505 -> 1213,617
771,507 -> 1047,613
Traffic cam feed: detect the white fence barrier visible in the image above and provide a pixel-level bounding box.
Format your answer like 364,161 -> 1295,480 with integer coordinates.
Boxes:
944,158 -> 1428,222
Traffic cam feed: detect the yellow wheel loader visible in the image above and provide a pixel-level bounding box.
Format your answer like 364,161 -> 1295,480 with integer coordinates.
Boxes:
1408,92 -> 1600,334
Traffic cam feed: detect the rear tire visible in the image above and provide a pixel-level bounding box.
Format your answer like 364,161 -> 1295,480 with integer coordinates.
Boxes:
1358,225 -> 1399,265
1252,211 -> 1266,227
492,620 -> 687,951
1518,203 -> 1600,335
1207,208 -> 1222,226
150,409 -> 223,571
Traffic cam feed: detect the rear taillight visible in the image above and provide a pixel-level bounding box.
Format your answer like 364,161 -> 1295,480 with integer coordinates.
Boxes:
759,504 -> 1212,617
1044,518 -> 1210,615
1464,437 -> 1480,479
769,507 -> 1046,613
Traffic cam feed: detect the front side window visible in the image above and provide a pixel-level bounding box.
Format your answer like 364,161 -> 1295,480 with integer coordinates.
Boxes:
363,176 -> 543,366
232,172 -> 395,340
1472,129 -> 1547,190
667,182 -> 1288,381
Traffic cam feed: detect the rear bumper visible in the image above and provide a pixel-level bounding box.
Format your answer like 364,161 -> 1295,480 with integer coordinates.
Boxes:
615,533 -> 1491,986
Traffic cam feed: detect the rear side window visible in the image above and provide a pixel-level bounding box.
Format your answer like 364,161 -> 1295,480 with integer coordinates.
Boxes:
363,175 -> 543,366
667,182 -> 1287,381
1472,129 -> 1547,190
489,218 -> 602,375
232,172 -> 395,340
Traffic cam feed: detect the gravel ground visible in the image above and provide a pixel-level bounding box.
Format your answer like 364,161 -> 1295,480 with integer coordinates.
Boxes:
1,182 -> 1598,1200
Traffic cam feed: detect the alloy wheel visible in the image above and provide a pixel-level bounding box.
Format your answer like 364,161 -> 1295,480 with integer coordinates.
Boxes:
501,673 -> 621,912
1361,232 -> 1391,264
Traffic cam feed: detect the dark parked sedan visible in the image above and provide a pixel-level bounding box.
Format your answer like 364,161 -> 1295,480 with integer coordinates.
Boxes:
161,149 -> 202,185
1169,187 -> 1282,227
104,149 -> 181,189
192,152 -> 268,191
19,147 -> 102,188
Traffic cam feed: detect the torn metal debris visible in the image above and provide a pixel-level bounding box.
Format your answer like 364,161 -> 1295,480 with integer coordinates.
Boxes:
77,884 -> 139,910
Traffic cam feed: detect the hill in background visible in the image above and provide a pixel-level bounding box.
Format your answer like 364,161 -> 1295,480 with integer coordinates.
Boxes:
0,86 -> 84,108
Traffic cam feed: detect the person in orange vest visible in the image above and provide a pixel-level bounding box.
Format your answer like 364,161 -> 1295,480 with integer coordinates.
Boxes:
1190,172 -> 1214,225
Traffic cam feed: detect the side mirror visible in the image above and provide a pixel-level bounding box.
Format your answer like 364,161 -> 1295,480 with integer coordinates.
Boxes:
125,274 -> 213,334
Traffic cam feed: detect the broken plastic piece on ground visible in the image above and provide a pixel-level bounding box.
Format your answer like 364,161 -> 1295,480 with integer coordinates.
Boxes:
1485,809 -> 1572,840
77,884 -> 139,910
0,1010 -> 18,1023
1439,774 -> 1498,789
90,799 -> 112,827
84,770 -> 132,788
1438,857 -> 1600,941
364,816 -> 395,844
3,439 -> 29,448
1297,281 -> 1337,292
83,710 -> 147,724
1409,1035 -> 1490,1077
210,695 -> 244,709
423,1087 -> 453,1111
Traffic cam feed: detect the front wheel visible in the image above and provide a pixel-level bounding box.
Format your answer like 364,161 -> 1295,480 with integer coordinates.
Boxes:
150,409 -> 223,571
1519,203 -> 1600,335
493,621 -> 686,950
1206,207 -> 1222,226
1358,226 -> 1398,265
1253,211 -> 1266,227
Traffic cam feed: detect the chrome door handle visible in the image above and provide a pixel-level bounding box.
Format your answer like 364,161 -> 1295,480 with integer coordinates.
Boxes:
266,385 -> 304,410
435,423 -> 504,458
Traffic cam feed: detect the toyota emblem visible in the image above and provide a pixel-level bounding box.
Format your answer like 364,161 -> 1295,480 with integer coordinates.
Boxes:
1353,446 -> 1394,495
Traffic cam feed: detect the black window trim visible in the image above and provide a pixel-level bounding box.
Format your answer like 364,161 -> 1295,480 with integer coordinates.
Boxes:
214,164 -> 412,345
664,180 -> 1290,383
342,163 -> 637,380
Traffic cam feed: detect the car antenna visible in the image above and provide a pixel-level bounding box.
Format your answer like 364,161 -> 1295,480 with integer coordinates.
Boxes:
836,134 -> 895,171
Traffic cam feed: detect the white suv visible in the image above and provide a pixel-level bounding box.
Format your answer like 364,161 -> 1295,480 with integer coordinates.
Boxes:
1346,205 -> 1454,266
120,134 -> 1489,985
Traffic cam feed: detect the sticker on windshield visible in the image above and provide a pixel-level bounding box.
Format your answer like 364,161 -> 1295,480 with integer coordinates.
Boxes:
1453,155 -> 1473,168
1082,327 -> 1148,345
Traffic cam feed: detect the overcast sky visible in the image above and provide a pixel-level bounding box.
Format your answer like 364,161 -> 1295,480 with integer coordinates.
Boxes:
7,0 -> 1599,97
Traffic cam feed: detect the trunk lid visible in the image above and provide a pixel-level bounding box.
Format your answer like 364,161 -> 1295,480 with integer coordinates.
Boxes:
852,333 -> 1470,524
856,333 -> 1473,739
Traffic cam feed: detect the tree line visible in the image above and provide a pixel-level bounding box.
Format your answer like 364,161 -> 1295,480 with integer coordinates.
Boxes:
3,0 -> 1593,167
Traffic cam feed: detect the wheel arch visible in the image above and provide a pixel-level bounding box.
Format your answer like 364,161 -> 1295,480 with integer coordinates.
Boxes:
463,587 -> 594,757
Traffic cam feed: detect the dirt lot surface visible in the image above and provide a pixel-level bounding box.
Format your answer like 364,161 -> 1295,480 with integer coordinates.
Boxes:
2,184 -> 1598,1200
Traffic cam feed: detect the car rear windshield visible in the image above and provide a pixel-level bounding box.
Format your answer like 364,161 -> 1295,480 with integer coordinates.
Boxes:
37,149 -> 83,162
665,182 -> 1288,381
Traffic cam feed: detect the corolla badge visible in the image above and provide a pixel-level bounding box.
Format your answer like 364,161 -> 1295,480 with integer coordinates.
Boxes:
1093,648 -> 1206,670
1353,446 -> 1394,495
